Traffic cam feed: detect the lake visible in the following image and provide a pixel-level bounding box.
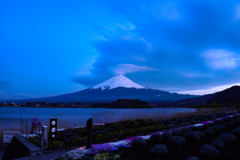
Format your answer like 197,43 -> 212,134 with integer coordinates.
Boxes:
0,107 -> 197,132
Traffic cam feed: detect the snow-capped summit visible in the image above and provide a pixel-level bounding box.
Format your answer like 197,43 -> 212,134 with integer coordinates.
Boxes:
92,75 -> 146,90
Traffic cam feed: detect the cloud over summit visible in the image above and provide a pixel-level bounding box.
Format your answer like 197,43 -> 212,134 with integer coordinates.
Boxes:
112,64 -> 158,75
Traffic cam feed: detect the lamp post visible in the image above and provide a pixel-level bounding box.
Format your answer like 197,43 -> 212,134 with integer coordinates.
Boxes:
49,119 -> 57,141
41,125 -> 48,149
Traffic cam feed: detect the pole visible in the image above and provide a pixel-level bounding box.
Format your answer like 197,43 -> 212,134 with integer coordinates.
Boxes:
41,125 -> 48,150
86,118 -> 93,149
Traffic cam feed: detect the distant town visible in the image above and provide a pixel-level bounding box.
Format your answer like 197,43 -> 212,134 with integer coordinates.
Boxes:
0,100 -> 187,108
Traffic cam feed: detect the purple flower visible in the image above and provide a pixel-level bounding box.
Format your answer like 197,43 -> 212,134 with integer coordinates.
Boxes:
200,121 -> 211,125
115,144 -> 131,149
31,117 -> 40,131
125,136 -> 143,143
87,143 -> 112,155
222,116 -> 229,119
109,146 -> 118,151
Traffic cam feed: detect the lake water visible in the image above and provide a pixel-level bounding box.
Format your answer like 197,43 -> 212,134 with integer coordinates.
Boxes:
0,107 -> 197,132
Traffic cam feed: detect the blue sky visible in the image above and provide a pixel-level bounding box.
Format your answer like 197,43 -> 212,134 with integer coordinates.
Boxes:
1,0 -> 240,99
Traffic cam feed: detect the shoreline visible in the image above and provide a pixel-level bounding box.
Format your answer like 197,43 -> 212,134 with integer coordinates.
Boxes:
172,107 -> 236,119
0,106 -> 195,109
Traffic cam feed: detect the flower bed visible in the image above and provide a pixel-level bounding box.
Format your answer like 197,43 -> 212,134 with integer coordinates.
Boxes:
56,111 -> 240,160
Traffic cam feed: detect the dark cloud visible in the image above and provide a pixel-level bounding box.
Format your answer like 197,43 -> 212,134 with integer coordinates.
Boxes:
72,0 -> 240,91
70,74 -> 109,87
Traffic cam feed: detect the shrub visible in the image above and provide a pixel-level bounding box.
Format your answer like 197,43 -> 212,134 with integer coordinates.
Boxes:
131,138 -> 147,149
148,134 -> 164,146
52,141 -> 62,150
111,123 -> 123,130
113,154 -> 120,160
210,125 -> 226,134
95,133 -> 104,142
162,132 -> 172,140
149,144 -> 168,157
186,156 -> 200,160
205,128 -> 215,137
184,131 -> 200,143
168,136 -> 186,150
109,131 -> 120,139
159,125 -> 167,130
118,130 -> 128,139
191,126 -> 202,131
200,144 -> 219,160
180,128 -> 192,134
144,126 -> 156,133
231,127 -> 240,137
94,152 -> 109,160
195,131 -> 205,140
211,140 -> 226,151
216,125 -> 226,132
224,121 -> 235,130
167,124 -> 177,129
72,137 -> 84,146
218,133 -> 237,145
124,129 -> 136,137
172,130 -> 183,136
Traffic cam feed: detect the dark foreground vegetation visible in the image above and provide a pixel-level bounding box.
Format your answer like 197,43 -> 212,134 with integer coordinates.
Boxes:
29,111 -> 231,150
27,110 -> 240,160
74,111 -> 240,160
119,114 -> 240,160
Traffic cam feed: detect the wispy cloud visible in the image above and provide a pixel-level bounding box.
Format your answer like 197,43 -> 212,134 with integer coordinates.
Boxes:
112,64 -> 158,75
202,49 -> 240,69
152,2 -> 181,20
236,5 -> 240,19
116,23 -> 136,31
180,72 -> 212,78
0,90 -> 6,94
0,91 -> 35,100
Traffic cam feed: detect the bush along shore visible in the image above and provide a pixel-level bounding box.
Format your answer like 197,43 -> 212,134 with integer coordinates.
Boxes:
45,111 -> 240,160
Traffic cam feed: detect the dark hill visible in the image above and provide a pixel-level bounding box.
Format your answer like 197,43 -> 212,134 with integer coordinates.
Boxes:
178,85 -> 240,107
176,94 -> 215,107
207,86 -> 240,105
108,99 -> 152,108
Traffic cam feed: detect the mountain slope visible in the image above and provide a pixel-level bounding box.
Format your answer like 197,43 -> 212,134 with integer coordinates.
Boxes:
1,75 -> 197,103
13,87 -> 195,103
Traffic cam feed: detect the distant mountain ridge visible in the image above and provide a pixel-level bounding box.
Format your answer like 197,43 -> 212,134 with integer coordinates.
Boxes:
177,94 -> 215,106
206,86 -> 240,105
1,75 -> 196,103
178,85 -> 240,106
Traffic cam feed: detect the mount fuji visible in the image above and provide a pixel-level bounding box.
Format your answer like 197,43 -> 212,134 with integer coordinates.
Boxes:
92,75 -> 146,90
3,75 -> 196,103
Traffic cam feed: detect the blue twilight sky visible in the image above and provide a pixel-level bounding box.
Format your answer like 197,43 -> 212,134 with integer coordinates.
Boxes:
1,0 -> 240,99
